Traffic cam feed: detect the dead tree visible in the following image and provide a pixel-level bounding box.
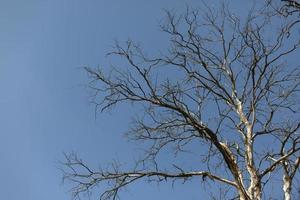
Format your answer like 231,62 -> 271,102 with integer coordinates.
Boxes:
62,2 -> 300,200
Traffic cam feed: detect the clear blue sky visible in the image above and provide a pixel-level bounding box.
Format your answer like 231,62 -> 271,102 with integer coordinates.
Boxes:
0,1 -> 269,200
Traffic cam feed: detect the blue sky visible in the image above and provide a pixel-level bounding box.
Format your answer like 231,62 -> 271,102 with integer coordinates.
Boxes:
0,0 -> 287,200
0,1 -> 207,199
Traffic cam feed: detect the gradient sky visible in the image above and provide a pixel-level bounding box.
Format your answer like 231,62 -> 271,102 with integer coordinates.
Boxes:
0,1 -> 275,200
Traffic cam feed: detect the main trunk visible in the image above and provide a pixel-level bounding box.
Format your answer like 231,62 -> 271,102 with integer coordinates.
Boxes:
245,137 -> 261,200
236,100 -> 262,200
283,173 -> 292,200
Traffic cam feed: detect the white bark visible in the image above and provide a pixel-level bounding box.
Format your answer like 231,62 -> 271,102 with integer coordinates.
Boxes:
236,99 -> 261,200
283,173 -> 292,200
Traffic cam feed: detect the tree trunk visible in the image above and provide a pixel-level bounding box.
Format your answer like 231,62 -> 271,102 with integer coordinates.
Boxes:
283,173 -> 292,200
236,100 -> 262,200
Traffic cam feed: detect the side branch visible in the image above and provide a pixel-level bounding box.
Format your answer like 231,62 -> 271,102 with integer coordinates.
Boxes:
96,171 -> 238,187
63,158 -> 237,200
260,148 -> 300,178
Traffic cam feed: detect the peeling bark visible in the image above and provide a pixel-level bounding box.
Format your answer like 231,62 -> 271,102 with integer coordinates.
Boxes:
283,173 -> 292,200
236,100 -> 261,200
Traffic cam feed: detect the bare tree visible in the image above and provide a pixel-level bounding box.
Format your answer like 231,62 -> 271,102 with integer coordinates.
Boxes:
62,2 -> 300,200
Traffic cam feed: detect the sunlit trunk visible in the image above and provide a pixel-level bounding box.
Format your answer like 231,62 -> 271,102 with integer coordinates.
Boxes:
283,173 -> 291,200
236,100 -> 262,200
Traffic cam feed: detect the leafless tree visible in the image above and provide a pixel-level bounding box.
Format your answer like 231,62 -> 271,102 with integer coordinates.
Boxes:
62,1 -> 300,200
